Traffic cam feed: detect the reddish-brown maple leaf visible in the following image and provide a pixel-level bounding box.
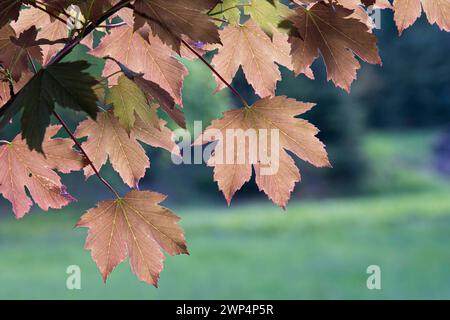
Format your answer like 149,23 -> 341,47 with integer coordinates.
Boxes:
89,23 -> 188,106
288,2 -> 381,91
11,7 -> 68,65
75,111 -> 180,188
133,0 -> 220,52
77,190 -> 188,286
0,0 -> 30,29
195,96 -> 330,208
393,0 -> 450,34
212,19 -> 301,98
0,125 -> 82,218
0,26 -> 43,81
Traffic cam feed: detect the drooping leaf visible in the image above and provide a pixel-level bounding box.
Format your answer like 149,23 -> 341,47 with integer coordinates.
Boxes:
106,75 -> 159,132
0,26 -> 43,81
0,0 -> 29,29
0,61 -> 100,152
393,0 -> 450,34
12,7 -> 68,64
244,0 -> 294,35
0,125 -> 82,218
288,2 -> 381,91
75,111 -> 180,188
77,190 -> 188,286
133,0 -> 220,52
211,0 -> 241,25
195,96 -> 330,207
212,19 -> 295,98
89,24 -> 188,106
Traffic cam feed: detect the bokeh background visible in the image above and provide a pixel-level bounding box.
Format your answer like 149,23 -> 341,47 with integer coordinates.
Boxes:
1,10 -> 450,299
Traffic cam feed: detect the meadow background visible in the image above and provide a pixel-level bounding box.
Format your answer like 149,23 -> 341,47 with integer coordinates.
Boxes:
1,10 -> 450,299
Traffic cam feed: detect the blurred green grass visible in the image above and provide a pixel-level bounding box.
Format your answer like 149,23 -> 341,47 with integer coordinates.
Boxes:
0,130 -> 449,299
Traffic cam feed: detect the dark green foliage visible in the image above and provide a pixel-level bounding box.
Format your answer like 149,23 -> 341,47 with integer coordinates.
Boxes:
0,61 -> 99,151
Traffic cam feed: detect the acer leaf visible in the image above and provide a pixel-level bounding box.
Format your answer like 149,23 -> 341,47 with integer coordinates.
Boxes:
244,0 -> 294,35
108,59 -> 186,128
106,75 -> 159,132
0,61 -> 100,152
0,0 -> 29,29
212,19 -> 294,98
89,24 -> 188,106
393,0 -> 450,34
11,7 -> 68,64
77,190 -> 188,286
195,96 -> 330,208
133,0 -> 220,52
211,0 -> 241,25
0,125 -> 81,218
75,111 -> 180,188
0,80 -> 10,108
288,3 -> 381,91
0,26 -> 43,81
74,0 -> 113,21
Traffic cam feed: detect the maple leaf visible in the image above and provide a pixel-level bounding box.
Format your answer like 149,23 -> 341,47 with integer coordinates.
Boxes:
0,26 -> 43,81
0,80 -> 10,108
195,96 -> 330,207
106,75 -> 159,132
11,7 -> 68,65
288,2 -> 381,91
74,0 -> 113,21
0,125 -> 81,218
393,0 -> 450,34
0,61 -> 100,152
0,0 -> 30,29
212,19 -> 295,98
244,0 -> 294,36
77,190 -> 188,286
75,111 -> 180,188
210,0 -> 241,25
89,23 -> 188,106
133,0 -> 220,52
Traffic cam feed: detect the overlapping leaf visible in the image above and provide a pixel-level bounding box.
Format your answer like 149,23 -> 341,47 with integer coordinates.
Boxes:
0,26 -> 43,81
0,61 -> 100,152
89,23 -> 188,106
133,0 -> 220,52
107,75 -> 159,132
11,7 -> 68,64
212,20 -> 297,98
77,190 -> 188,286
195,96 -> 330,207
0,125 -> 82,218
0,0 -> 30,29
288,2 -> 381,91
75,111 -> 180,188
393,0 -> 450,34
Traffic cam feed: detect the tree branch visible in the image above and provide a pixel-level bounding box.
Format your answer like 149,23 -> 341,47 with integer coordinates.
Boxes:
28,33 -> 121,199
30,2 -> 68,25
0,0 -> 132,118
132,7 -> 250,109
52,111 -> 120,199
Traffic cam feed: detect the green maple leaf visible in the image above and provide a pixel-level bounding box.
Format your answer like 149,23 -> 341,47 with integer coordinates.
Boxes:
106,75 -> 159,132
0,61 -> 100,152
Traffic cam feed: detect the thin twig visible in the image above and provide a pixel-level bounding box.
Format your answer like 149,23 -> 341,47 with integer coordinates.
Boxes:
180,39 -> 249,108
52,111 -> 121,199
132,7 -> 250,109
1,0 -> 132,117
26,51 -> 121,199
30,2 -> 68,25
